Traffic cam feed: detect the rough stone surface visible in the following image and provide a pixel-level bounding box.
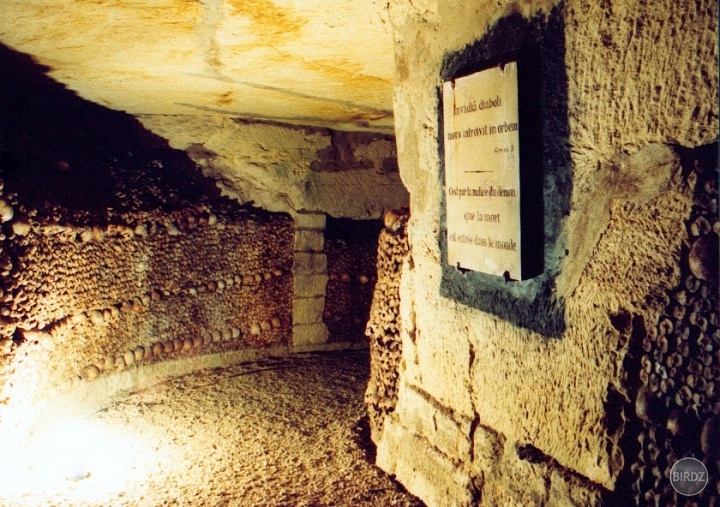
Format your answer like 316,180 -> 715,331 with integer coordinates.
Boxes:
295,229 -> 326,252
294,274 -> 329,298
294,252 -> 328,275
293,296 -> 326,324
379,0 -> 718,505
392,382 -> 473,461
137,116 -> 408,217
293,322 -> 330,347
377,414 -> 473,507
469,432 -> 604,507
296,211 -> 327,230
565,0 -> 718,156
0,1 -> 395,132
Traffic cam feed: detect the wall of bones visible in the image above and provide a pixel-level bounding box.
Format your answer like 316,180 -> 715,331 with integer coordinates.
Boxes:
0,162 -> 294,419
364,208 -> 409,442
621,148 -> 719,506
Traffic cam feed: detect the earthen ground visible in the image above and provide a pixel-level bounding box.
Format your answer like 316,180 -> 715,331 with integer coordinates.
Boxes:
0,350 -> 425,507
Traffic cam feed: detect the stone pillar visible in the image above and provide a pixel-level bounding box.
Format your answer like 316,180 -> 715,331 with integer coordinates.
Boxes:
292,210 -> 329,349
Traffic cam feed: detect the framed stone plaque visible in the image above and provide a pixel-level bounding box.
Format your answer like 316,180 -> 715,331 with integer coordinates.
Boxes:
443,60 -> 541,281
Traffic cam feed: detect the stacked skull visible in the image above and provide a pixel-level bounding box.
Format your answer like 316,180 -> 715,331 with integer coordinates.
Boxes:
625,148 -> 719,506
0,152 -> 294,414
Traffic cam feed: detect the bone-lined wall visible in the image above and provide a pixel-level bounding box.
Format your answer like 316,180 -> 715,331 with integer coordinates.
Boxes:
0,165 -> 293,412
619,146 -> 719,506
364,208 -> 409,441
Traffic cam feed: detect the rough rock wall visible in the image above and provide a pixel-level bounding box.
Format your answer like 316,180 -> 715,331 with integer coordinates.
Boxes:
377,0 -> 718,506
0,172 -> 293,419
136,115 -> 408,219
364,209 -> 409,441
323,217 -> 384,344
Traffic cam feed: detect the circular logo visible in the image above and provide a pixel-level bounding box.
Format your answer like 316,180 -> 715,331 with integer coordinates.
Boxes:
670,457 -> 709,496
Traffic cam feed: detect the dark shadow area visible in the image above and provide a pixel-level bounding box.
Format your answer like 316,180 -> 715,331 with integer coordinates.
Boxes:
0,43 -> 263,223
437,5 -> 570,338
325,216 -> 384,243
353,415 -> 378,464
324,216 -> 382,343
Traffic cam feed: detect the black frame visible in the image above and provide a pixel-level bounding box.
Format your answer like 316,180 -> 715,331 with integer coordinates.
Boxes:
441,50 -> 544,280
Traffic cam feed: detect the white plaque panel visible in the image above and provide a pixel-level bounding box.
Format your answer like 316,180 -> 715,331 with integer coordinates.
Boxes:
443,62 -> 522,278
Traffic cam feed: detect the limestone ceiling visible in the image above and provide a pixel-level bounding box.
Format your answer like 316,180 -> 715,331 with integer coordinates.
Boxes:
0,0 -> 395,132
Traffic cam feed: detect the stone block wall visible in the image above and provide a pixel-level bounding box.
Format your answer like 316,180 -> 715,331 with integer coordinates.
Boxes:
292,211 -> 329,348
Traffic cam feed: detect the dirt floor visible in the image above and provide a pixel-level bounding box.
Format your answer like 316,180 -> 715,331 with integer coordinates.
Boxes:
0,350 -> 425,507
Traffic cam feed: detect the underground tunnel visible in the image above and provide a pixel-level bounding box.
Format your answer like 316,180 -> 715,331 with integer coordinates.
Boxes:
0,0 -> 718,506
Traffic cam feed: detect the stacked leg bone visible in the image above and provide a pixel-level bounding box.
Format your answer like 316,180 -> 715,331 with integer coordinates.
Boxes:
364,208 -> 409,441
